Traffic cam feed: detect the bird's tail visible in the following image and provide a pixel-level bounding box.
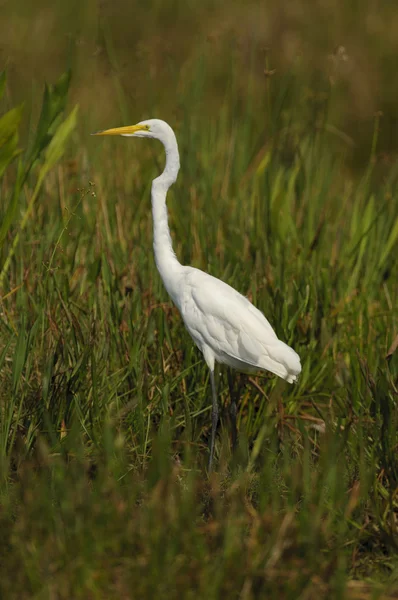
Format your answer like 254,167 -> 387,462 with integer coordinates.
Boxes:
260,340 -> 301,383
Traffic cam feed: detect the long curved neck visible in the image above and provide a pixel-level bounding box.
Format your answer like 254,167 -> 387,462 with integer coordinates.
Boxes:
151,131 -> 183,304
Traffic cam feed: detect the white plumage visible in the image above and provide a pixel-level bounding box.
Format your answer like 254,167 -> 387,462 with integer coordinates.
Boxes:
93,118 -> 301,470
177,268 -> 300,383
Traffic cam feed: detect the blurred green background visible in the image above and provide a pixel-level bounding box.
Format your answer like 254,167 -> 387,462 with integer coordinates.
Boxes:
0,1 -> 398,598
3,0 -> 398,167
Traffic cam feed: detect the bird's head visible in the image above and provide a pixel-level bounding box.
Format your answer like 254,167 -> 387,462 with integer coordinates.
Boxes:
92,118 -> 175,144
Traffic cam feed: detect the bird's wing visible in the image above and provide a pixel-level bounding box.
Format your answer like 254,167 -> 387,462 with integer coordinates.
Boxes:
179,268 -> 301,382
180,269 -> 273,360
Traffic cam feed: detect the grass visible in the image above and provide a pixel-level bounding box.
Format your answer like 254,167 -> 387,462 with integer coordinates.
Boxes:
0,1 -> 398,597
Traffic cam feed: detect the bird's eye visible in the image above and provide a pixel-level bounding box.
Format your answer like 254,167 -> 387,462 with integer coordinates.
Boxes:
144,125 -> 150,131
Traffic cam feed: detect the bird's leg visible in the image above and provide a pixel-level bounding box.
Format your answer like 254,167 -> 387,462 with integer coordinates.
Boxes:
208,369 -> 219,472
227,369 -> 238,451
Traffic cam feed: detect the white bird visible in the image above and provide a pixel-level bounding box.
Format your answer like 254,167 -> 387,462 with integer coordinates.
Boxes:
93,119 -> 301,470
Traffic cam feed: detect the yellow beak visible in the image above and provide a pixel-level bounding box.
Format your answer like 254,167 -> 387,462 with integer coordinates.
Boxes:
91,124 -> 149,136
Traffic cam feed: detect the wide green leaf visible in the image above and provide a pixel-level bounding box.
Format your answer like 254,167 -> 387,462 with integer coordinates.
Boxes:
0,104 -> 24,146
0,70 -> 74,257
39,104 -> 78,181
0,159 -> 23,246
0,104 -> 78,283
26,70 -> 72,168
0,131 -> 22,179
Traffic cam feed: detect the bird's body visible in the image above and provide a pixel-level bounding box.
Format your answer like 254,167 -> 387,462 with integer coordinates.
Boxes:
168,265 -> 300,383
94,118 -> 301,470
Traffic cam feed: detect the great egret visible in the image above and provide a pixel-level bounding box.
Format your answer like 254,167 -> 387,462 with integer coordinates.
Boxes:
93,119 -> 301,470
